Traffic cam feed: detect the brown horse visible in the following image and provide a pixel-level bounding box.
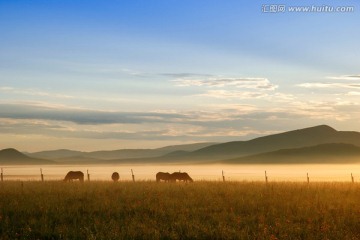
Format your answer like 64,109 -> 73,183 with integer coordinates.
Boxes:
64,171 -> 84,182
156,172 -> 171,182
112,172 -> 120,182
170,172 -> 194,182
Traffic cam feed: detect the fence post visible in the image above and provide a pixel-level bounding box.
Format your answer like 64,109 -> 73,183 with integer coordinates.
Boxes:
222,170 -> 225,182
351,173 -> 354,183
87,169 -> 90,181
40,168 -> 44,182
131,169 -> 135,182
265,171 -> 268,183
1,168 -> 3,182
307,173 -> 309,184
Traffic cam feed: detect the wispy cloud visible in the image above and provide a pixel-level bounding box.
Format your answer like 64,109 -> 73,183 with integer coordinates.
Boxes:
0,86 -> 74,99
298,74 -> 360,90
0,86 -> 139,104
172,77 -> 277,90
0,117 -> 281,142
282,100 -> 358,121
346,91 -> 360,96
199,90 -> 268,99
0,103 -> 188,125
297,82 -> 360,89
327,74 -> 360,81
195,89 -> 294,101
161,73 -> 213,78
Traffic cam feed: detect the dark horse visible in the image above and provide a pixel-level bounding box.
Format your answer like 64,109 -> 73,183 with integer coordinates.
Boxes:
112,172 -> 120,182
170,172 -> 194,182
64,171 -> 84,182
156,172 -> 171,182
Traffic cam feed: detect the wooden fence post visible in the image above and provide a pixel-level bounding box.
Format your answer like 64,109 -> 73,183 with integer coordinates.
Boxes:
222,170 -> 225,182
265,171 -> 268,183
307,173 -> 309,184
40,168 -> 44,182
351,173 -> 354,183
87,169 -> 90,181
131,169 -> 135,182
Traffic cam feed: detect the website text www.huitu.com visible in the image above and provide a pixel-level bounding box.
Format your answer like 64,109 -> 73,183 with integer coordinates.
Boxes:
262,4 -> 355,13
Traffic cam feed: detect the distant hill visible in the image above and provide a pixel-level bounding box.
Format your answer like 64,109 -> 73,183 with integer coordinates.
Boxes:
0,148 -> 55,165
221,143 -> 360,164
27,149 -> 84,160
179,125 -> 360,161
28,142 -> 217,162
15,125 -> 360,165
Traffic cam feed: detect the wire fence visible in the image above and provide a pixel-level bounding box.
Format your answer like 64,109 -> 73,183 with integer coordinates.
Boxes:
0,165 -> 359,182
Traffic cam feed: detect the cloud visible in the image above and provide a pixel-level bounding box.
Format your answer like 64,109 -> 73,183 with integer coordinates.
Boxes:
0,86 -> 74,99
0,103 -> 188,125
282,100 -> 358,121
172,77 -> 278,90
161,73 -> 213,78
298,74 -> 360,90
0,86 -> 137,103
346,91 -> 360,96
327,75 -> 360,81
0,120 -> 169,140
199,90 -> 268,99
2,97 -> 360,144
0,117 -> 283,142
195,90 -> 294,101
297,82 -> 360,89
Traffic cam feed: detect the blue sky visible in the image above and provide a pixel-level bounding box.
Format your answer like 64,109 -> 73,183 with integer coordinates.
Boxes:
0,0 -> 359,151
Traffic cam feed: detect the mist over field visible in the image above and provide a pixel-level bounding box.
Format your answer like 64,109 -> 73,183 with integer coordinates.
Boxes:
1,164 -> 360,183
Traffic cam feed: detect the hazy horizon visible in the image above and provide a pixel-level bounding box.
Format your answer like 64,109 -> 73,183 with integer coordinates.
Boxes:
1,1 -> 359,152
2,163 -> 360,182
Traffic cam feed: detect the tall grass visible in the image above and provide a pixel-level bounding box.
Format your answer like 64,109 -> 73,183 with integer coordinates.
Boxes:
0,181 -> 359,239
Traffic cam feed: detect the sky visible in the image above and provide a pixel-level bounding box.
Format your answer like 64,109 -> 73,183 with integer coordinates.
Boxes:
0,0 -> 359,152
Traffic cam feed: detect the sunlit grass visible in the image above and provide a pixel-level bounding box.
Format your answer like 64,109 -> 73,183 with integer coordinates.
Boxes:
0,181 -> 359,239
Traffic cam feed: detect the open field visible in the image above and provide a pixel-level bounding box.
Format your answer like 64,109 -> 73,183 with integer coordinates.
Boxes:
0,181 -> 360,239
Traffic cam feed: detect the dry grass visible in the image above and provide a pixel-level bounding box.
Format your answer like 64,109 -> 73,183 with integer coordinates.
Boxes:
0,181 -> 360,239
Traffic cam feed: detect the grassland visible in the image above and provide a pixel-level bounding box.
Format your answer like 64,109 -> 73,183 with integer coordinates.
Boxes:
0,181 -> 360,239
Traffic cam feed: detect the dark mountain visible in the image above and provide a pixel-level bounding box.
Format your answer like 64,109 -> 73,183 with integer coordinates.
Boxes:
83,142 -> 217,160
28,142 -> 217,161
221,143 -> 360,164
162,150 -> 190,158
0,148 -> 55,165
156,143 -> 218,152
181,125 -> 360,161
27,149 -> 84,160
17,125 -> 360,165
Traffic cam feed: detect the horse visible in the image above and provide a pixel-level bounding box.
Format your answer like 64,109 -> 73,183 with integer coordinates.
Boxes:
112,172 -> 120,182
63,171 -> 84,182
156,172 -> 171,182
170,172 -> 194,182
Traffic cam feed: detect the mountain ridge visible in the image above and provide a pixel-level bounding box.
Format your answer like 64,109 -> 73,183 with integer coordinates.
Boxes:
0,148 -> 55,165
27,142 -> 217,161
5,125 -> 360,164
182,125 -> 360,161
221,143 -> 360,164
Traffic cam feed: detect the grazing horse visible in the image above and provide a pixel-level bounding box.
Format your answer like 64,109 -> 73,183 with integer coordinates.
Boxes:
112,172 -> 120,182
156,172 -> 171,182
170,172 -> 194,182
64,171 -> 84,182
